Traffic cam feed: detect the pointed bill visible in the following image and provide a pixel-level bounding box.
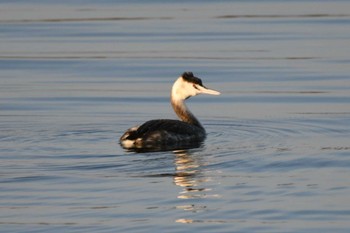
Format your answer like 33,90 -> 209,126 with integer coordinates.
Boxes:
196,85 -> 221,95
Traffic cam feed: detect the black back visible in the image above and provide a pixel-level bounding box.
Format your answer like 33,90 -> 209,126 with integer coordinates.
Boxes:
126,119 -> 204,140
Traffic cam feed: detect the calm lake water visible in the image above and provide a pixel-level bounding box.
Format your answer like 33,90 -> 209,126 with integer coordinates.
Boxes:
1,0 -> 350,232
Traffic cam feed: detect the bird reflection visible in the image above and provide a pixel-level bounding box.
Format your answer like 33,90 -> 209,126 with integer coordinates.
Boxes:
173,149 -> 212,200
172,149 -> 221,223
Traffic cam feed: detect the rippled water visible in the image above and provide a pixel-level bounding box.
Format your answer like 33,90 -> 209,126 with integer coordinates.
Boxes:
1,1 -> 350,232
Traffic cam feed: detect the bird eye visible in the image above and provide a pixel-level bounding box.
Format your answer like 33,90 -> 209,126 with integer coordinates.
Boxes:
193,84 -> 200,90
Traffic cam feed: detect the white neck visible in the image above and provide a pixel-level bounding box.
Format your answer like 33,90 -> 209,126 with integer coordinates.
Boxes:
170,77 -> 204,127
171,98 -> 202,127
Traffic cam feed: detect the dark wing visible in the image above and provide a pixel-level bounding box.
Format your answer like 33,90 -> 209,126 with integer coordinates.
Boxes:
121,119 -> 206,151
138,119 -> 201,136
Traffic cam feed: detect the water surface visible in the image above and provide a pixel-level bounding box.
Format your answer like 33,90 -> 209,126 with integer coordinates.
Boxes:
1,1 -> 350,232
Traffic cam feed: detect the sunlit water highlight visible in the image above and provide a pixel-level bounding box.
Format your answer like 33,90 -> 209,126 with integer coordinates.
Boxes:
1,1 -> 350,232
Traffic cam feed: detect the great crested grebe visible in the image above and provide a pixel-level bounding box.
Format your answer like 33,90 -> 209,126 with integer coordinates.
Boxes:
120,72 -> 220,150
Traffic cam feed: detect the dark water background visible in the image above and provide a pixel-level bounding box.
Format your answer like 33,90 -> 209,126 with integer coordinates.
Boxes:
1,1 -> 350,232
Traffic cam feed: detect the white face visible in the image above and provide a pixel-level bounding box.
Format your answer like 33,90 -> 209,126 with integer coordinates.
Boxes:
172,77 -> 220,100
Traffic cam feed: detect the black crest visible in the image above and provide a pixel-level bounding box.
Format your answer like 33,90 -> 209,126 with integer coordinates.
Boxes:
181,72 -> 203,86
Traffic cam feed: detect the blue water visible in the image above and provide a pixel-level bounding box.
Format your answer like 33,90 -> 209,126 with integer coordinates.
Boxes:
1,1 -> 350,232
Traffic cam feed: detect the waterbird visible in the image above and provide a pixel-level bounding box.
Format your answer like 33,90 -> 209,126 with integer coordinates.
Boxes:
120,72 -> 220,151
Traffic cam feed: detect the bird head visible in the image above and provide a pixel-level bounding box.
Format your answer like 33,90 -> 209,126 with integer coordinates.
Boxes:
172,72 -> 220,100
